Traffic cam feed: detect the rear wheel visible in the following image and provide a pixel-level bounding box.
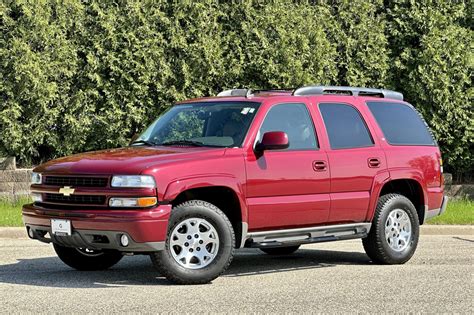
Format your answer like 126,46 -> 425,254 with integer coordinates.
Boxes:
151,200 -> 235,284
363,194 -> 419,264
53,243 -> 123,271
259,245 -> 300,255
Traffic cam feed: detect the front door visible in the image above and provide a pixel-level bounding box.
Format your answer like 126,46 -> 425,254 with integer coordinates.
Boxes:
245,103 -> 330,231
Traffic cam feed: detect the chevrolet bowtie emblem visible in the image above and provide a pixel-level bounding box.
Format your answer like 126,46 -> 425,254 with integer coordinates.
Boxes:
59,186 -> 75,196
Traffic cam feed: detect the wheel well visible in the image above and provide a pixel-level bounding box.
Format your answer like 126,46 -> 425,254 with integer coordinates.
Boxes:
379,179 -> 425,224
172,186 -> 243,247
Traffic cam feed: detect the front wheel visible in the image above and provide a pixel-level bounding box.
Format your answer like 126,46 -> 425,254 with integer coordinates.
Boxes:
151,200 -> 235,284
53,243 -> 123,271
362,194 -> 419,264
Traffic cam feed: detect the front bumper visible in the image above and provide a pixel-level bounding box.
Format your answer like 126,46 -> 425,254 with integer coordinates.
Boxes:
424,196 -> 449,223
22,203 -> 172,252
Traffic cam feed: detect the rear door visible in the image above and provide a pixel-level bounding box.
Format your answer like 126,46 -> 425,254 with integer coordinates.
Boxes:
245,102 -> 330,231
317,102 -> 387,223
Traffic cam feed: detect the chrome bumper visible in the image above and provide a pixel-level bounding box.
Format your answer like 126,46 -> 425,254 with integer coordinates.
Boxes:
424,196 -> 449,223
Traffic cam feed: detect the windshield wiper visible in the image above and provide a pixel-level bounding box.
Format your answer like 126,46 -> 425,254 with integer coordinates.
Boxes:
160,140 -> 207,147
130,140 -> 157,146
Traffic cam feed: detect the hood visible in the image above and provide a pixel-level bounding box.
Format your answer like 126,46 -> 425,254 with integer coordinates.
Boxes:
34,146 -> 226,175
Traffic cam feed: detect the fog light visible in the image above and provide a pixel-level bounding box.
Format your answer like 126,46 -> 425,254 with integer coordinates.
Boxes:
120,234 -> 129,247
27,228 -> 34,239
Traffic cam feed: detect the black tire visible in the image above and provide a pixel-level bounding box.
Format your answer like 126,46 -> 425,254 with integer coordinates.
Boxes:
259,245 -> 300,255
53,243 -> 123,271
151,200 -> 235,285
362,193 -> 420,264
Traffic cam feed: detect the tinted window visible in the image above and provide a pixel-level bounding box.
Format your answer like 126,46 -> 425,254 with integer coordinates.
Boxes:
259,103 -> 318,150
367,102 -> 435,145
319,103 -> 373,149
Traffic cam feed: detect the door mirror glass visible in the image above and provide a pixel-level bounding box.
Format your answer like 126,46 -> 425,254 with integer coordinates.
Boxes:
256,131 -> 289,151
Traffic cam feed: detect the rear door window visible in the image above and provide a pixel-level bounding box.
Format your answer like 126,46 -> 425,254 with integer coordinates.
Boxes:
319,103 -> 374,149
367,101 -> 435,145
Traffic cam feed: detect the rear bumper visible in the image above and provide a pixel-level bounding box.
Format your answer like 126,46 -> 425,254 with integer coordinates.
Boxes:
22,203 -> 172,252
424,196 -> 449,223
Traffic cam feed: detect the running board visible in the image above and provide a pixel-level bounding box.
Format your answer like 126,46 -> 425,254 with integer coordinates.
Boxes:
245,223 -> 371,248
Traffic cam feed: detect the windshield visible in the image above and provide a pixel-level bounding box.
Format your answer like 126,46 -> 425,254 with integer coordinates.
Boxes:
134,102 -> 261,148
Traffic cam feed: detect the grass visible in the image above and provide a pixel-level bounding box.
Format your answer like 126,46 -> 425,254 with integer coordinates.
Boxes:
0,197 -> 472,227
0,197 -> 30,227
427,198 -> 474,225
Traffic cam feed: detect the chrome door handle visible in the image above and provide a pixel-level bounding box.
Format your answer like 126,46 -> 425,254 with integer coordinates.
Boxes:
313,161 -> 327,171
368,158 -> 381,168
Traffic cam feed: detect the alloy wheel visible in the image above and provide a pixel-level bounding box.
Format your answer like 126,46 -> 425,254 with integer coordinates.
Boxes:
170,218 -> 220,269
385,209 -> 412,252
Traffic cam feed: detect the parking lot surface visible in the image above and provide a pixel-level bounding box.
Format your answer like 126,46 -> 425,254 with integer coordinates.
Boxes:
0,234 -> 472,313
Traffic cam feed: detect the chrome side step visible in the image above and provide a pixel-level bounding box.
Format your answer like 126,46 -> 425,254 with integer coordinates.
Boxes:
245,223 -> 371,248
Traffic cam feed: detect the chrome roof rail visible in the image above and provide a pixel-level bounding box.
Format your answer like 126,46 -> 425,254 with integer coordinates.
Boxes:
292,85 -> 403,101
217,89 -> 253,98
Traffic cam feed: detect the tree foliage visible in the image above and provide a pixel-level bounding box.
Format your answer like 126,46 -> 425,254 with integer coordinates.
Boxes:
0,0 -> 472,176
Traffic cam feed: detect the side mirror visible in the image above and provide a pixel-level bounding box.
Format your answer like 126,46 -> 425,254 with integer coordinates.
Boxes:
256,131 -> 289,152
129,133 -> 139,145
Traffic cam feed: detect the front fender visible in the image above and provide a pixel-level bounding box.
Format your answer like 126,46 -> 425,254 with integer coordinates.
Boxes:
162,175 -> 248,223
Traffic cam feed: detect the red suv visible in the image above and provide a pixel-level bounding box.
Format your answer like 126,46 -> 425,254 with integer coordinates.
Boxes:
23,86 -> 448,284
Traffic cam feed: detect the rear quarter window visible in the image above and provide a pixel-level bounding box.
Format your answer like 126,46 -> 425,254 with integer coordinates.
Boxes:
367,101 -> 435,146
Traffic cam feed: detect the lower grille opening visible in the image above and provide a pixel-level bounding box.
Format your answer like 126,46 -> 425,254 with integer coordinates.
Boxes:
92,235 -> 110,244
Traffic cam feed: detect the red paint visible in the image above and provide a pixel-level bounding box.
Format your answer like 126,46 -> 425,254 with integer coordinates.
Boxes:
257,131 -> 289,150
23,92 -> 445,243
23,203 -> 171,243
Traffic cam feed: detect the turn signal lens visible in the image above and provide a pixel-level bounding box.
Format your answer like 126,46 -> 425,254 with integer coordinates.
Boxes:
136,197 -> 158,207
109,197 -> 157,208
439,158 -> 444,173
31,192 -> 42,202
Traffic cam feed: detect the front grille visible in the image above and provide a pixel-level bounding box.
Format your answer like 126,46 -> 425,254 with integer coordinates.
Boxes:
44,176 -> 108,187
44,193 -> 106,205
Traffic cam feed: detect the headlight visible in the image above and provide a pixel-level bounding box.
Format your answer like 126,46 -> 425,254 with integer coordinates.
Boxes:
109,197 -> 157,208
111,175 -> 156,188
31,172 -> 42,184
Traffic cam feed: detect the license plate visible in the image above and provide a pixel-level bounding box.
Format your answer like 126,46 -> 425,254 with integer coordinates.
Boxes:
51,219 -> 71,236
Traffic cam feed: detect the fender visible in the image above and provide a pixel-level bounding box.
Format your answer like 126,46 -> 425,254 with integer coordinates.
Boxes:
162,174 -> 248,223
366,168 -> 428,222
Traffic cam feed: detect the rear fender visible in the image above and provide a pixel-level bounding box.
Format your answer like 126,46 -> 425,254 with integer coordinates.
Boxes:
366,169 -> 427,222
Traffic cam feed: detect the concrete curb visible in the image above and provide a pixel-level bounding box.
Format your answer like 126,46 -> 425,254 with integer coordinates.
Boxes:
0,225 -> 472,239
0,227 -> 26,239
420,225 -> 473,235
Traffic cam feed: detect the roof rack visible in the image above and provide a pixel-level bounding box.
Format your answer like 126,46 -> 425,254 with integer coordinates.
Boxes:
217,88 -> 294,98
217,89 -> 253,98
292,85 -> 403,101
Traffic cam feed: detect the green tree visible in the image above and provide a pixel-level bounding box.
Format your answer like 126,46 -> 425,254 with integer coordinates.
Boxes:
0,0 -> 472,178
385,0 -> 473,176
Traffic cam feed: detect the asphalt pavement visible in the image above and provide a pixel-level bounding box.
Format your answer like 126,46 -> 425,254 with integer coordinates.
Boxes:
0,233 -> 472,313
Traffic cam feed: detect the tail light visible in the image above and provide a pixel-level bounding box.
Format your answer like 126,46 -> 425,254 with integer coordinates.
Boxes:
439,158 -> 444,186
